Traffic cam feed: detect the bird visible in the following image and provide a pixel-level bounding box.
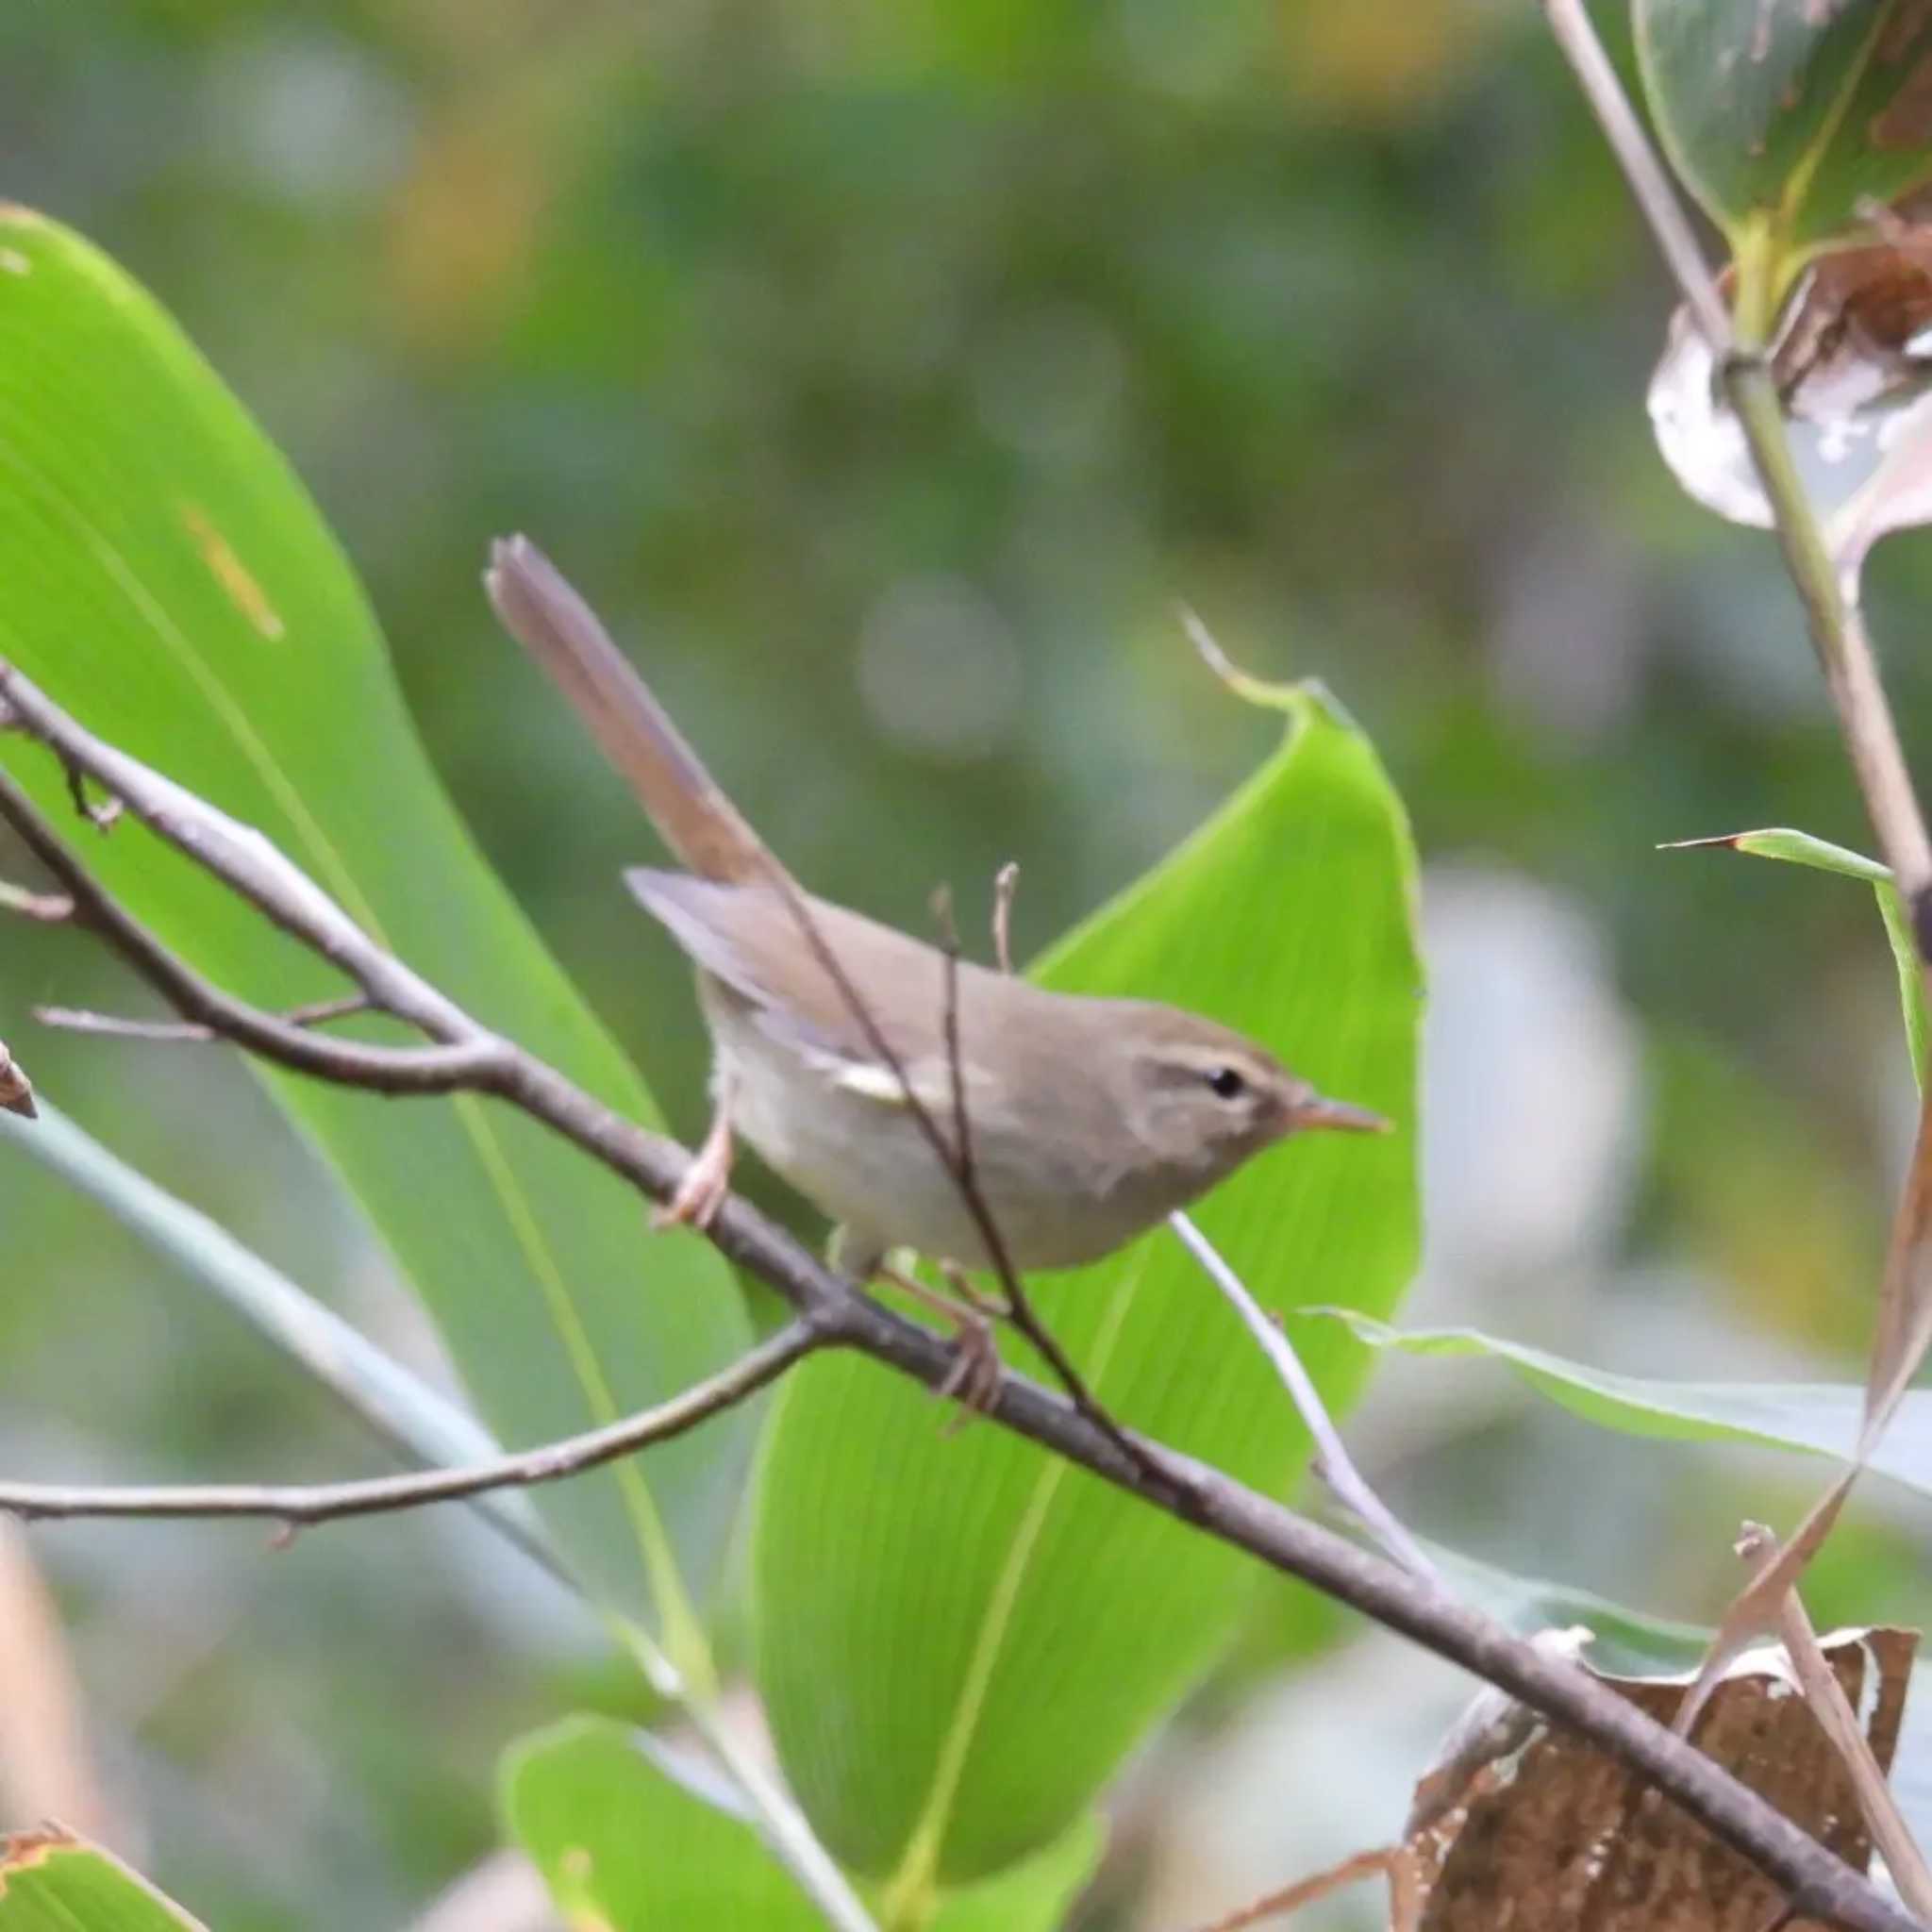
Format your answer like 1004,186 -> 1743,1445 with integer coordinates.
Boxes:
485,536 -> 1384,1389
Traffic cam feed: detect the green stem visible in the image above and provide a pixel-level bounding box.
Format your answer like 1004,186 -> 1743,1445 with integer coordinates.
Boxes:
1722,240 -> 1932,910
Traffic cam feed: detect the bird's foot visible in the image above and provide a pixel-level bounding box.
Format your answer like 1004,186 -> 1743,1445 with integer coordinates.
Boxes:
653,1107 -> 735,1233
876,1260 -> 1006,1427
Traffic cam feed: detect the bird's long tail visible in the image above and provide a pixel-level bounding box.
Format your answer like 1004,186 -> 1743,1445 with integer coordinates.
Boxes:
484,534 -> 773,885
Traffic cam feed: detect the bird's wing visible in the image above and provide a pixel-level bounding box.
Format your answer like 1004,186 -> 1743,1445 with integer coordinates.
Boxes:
625,869 -> 987,1091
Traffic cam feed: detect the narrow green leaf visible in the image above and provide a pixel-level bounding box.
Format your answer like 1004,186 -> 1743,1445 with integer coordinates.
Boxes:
0,210 -> 751,1635
1331,1314 -> 1932,1496
0,1828 -> 208,1931
1634,0 -> 1932,254
503,1717 -> 1102,1930
1664,827 -> 1925,1084
751,680 -> 1422,1893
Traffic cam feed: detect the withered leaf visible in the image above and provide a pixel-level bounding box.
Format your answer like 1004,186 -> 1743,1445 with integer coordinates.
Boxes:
1409,1628 -> 1917,1931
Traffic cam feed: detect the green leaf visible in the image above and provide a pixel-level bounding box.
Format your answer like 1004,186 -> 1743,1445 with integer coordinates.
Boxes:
750,679 -> 1422,1898
0,1828 -> 208,1931
1635,0 -> 1932,257
1331,1314 -> 1932,1496
503,1716 -> 1103,1930
0,209 -> 752,1640
1664,827 -> 1925,1085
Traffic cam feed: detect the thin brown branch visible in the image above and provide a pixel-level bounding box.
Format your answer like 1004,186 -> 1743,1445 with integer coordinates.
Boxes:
0,1321 -> 821,1527
991,860 -> 1019,976
0,677 -> 1921,1932
927,882 -> 1159,1476
1183,1846 -> 1399,1932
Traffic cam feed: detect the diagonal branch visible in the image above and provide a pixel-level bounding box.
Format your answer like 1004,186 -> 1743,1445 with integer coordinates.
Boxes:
0,669 -> 1920,1932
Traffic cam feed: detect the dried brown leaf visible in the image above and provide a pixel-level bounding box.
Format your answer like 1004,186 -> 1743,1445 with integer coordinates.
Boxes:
1408,1629 -> 1916,1931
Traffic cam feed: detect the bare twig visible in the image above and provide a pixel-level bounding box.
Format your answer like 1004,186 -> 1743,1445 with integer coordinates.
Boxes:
927,883 -> 1165,1478
991,860 -> 1019,976
1167,1210 -> 1440,1583
0,678 -> 1921,1932
753,854 -> 1163,1479
35,994 -> 372,1043
0,1321 -> 820,1527
1183,1846 -> 1400,1932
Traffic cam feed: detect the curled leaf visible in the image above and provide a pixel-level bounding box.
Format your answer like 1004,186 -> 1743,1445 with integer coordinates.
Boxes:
1649,206 -> 1932,593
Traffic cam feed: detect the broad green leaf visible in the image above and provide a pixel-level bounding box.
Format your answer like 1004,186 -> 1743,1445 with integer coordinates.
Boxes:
1332,1314 -> 1932,1495
1635,0 -> 1932,258
0,210 -> 752,1638
503,1716 -> 1103,1930
751,681 -> 1422,1899
1665,827 -> 1925,1084
0,1828 -> 208,1931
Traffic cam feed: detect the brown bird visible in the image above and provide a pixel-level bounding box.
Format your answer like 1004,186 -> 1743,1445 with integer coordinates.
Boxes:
485,538 -> 1382,1363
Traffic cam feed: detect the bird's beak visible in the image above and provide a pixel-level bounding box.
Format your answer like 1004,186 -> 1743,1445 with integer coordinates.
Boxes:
1291,1090 -> 1390,1135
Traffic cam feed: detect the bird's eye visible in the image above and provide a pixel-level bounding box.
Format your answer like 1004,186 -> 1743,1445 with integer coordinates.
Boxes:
1206,1066 -> 1246,1101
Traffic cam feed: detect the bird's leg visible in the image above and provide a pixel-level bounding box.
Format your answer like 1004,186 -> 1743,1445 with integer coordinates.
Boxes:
873,1258 -> 1005,1419
654,1072 -> 736,1233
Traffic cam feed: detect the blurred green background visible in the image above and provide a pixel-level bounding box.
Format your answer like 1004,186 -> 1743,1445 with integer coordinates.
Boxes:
1,2 -> 1926,1926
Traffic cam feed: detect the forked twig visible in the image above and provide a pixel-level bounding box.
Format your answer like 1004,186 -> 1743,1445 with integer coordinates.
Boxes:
928,883 -> 1171,1483
991,860 -> 1019,976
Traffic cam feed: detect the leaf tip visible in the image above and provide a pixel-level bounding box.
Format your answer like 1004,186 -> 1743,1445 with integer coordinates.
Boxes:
1179,606 -> 1344,730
